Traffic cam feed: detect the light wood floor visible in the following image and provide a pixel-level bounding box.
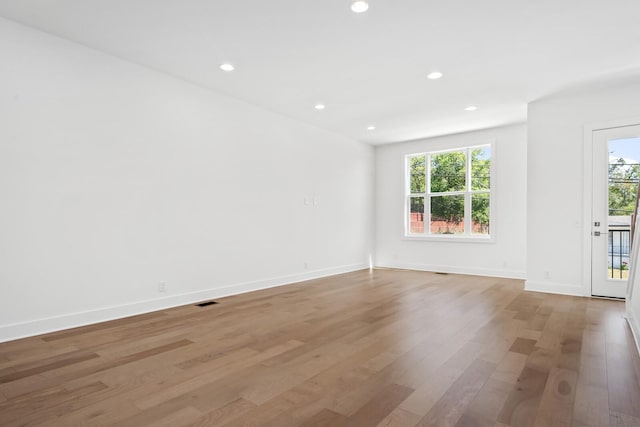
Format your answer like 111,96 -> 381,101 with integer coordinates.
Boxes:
1,269 -> 640,427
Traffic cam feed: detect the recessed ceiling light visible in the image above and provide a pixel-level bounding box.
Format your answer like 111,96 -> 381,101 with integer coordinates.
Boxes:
367,126 -> 376,130
315,104 -> 325,110
220,63 -> 234,72
464,105 -> 478,111
351,1 -> 369,13
427,71 -> 443,80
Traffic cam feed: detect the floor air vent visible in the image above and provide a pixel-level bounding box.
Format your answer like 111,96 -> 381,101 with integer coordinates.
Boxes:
196,301 -> 219,307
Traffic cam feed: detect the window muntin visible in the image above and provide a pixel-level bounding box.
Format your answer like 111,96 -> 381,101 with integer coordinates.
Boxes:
406,145 -> 492,238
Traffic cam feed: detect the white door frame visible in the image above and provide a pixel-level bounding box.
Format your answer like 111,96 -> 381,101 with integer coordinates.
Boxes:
583,117 -> 640,297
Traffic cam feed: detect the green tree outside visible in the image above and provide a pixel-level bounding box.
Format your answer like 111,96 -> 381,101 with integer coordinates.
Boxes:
409,156 -> 425,216
609,157 -> 640,216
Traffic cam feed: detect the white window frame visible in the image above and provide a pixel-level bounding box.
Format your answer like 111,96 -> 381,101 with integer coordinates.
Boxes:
404,143 -> 495,242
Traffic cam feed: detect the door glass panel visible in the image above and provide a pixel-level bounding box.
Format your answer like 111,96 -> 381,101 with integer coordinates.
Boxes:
607,137 -> 640,280
593,126 -> 640,298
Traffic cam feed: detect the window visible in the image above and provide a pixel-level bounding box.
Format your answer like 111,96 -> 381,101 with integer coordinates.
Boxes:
406,145 -> 492,238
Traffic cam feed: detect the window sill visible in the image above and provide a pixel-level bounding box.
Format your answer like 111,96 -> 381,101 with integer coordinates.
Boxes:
402,234 -> 495,243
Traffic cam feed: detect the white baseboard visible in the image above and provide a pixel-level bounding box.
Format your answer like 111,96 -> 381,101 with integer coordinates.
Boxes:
524,280 -> 588,297
0,263 -> 368,343
375,261 -> 526,280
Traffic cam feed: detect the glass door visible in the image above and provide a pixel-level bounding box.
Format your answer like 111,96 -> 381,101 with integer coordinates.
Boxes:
592,126 -> 640,298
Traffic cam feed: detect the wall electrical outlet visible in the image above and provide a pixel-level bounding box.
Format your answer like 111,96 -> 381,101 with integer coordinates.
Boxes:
158,282 -> 166,293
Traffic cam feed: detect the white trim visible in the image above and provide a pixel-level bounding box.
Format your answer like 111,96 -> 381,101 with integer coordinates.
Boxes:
626,307 -> 640,357
626,201 -> 640,356
583,124 -> 594,297
524,280 -> 588,297
405,143 -> 494,239
0,263 -> 368,343
402,235 -> 495,243
376,261 -> 526,280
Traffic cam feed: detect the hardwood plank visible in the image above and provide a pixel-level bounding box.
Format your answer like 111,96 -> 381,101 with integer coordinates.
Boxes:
455,378 -> 513,427
573,384 -> 609,427
610,410 -> 640,427
533,367 -> 578,427
415,358 -> 496,426
0,380 -> 108,426
0,350 -> 99,384
298,408 -> 349,427
147,406 -> 203,427
497,367 -> 549,426
40,310 -> 169,342
398,371 -> 460,417
219,381 -> 326,426
572,329 -> 610,427
510,338 -> 538,355
607,340 -> 640,418
491,351 -> 528,384
0,269 -> 637,427
133,347 -> 263,409
347,383 -> 414,426
0,380 -> 111,426
185,398 -> 256,427
606,313 -> 640,419
325,372 -> 396,417
376,407 -> 422,427
0,345 -> 80,370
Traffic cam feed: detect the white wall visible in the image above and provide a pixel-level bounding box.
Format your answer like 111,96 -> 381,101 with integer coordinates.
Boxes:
527,78 -> 640,296
374,124 -> 527,278
0,18 -> 374,342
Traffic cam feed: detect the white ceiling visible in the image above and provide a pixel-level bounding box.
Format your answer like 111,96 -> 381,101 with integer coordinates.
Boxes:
1,0 -> 640,145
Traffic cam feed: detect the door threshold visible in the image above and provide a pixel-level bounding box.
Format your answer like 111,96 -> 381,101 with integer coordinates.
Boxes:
591,294 -> 625,301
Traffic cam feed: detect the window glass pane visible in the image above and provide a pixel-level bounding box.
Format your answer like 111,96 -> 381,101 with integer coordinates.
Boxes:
409,155 -> 426,193
430,195 -> 465,234
405,145 -> 492,238
471,147 -> 491,190
409,197 -> 425,233
472,193 -> 490,235
430,151 -> 466,192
